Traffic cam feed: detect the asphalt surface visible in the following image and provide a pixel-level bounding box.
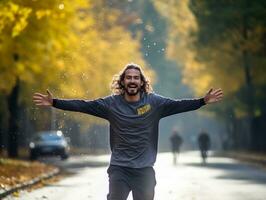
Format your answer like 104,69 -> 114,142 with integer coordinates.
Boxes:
3,152 -> 266,200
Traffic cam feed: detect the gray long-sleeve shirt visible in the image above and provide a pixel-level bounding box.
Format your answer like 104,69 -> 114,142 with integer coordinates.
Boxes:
53,92 -> 205,168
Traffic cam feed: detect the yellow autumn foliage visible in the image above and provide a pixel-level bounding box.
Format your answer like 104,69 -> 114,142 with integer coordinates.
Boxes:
0,0 -> 152,131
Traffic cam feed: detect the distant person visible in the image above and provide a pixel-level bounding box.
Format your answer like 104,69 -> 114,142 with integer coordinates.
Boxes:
33,63 -> 223,200
169,130 -> 183,165
198,131 -> 211,163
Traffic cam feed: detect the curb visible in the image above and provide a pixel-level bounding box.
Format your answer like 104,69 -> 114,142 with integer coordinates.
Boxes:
0,168 -> 60,199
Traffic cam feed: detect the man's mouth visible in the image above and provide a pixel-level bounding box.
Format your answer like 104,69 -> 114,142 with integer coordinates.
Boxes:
128,84 -> 137,88
125,83 -> 140,96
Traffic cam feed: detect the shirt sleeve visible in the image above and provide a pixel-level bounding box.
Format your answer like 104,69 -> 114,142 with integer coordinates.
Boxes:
153,94 -> 205,118
52,97 -> 110,120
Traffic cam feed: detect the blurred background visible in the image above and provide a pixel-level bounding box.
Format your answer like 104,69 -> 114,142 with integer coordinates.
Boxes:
0,0 -> 266,158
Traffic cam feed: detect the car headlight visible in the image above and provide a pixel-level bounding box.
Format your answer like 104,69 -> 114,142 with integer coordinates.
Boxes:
29,142 -> 35,148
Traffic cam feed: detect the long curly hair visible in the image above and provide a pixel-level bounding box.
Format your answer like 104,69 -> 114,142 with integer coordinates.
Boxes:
111,63 -> 153,95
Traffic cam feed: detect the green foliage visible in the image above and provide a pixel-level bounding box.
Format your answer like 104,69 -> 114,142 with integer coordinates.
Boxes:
189,0 -> 266,117
155,0 -> 266,119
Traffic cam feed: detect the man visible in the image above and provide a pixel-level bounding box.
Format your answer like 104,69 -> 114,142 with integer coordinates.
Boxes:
169,130 -> 183,165
198,131 -> 211,164
33,63 -> 223,200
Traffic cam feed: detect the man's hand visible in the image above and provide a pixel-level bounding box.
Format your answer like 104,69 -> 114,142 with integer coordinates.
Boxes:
204,88 -> 223,104
33,89 -> 53,106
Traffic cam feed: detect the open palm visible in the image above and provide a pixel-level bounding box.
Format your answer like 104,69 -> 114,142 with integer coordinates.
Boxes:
33,90 -> 53,106
204,88 -> 223,104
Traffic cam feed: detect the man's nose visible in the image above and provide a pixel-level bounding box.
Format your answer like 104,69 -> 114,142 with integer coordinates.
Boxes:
129,79 -> 136,83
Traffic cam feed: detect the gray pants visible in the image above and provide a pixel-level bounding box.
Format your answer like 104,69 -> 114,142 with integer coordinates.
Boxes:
107,165 -> 156,200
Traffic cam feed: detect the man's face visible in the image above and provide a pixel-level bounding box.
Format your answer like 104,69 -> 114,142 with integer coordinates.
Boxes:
123,68 -> 143,96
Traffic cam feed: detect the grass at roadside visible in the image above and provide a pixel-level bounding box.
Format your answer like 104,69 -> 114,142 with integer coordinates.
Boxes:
215,151 -> 266,169
0,157 -> 57,191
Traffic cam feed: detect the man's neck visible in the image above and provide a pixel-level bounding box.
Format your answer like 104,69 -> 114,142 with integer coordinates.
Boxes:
124,93 -> 141,102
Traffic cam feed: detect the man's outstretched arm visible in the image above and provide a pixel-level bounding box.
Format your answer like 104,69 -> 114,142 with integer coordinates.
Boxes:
33,90 -> 109,119
159,88 -> 223,118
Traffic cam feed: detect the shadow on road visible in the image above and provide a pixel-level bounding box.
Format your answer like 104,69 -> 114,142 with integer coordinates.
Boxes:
184,161 -> 266,184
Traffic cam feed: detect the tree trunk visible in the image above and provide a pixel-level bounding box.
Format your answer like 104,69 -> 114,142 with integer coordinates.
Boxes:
7,79 -> 20,158
241,0 -> 254,150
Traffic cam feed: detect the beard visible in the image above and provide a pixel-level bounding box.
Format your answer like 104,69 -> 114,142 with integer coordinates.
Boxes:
125,83 -> 141,96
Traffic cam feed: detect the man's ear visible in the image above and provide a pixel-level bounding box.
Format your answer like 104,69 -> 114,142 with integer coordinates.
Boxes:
141,81 -> 144,86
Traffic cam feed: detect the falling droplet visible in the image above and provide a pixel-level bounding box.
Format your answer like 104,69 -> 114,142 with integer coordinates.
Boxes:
59,3 -> 64,10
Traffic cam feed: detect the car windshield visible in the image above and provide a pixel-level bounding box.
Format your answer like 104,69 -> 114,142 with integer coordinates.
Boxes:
34,133 -> 63,141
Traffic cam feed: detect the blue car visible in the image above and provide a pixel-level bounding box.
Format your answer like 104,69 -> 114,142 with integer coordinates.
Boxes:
29,130 -> 70,160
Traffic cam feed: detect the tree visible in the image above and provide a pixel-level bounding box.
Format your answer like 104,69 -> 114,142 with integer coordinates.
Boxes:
0,0 -> 73,157
154,0 -> 266,150
0,0 -> 150,157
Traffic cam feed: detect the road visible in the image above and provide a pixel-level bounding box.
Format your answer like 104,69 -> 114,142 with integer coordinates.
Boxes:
4,152 -> 266,200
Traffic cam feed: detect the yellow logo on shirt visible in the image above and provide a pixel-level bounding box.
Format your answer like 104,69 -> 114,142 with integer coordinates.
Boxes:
137,104 -> 151,115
